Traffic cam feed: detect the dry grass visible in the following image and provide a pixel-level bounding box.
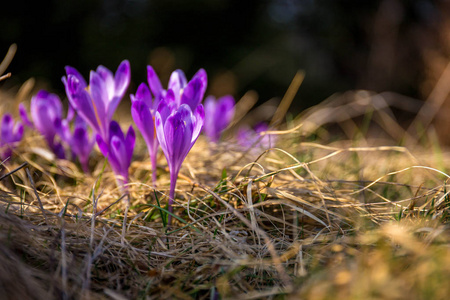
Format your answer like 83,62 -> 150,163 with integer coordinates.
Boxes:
1,83 -> 450,300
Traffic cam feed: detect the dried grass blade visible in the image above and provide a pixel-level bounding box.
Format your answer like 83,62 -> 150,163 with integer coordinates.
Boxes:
0,44 -> 17,75
0,72 -> 11,81
271,70 -> 305,126
267,189 -> 346,222
246,180 -> 261,244
25,168 -> 48,223
0,162 -> 27,181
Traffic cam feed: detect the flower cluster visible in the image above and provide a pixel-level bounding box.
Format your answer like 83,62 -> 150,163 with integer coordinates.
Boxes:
131,66 -> 207,181
9,59 -> 241,224
130,67 -> 207,222
17,61 -> 134,186
20,90 -> 95,169
61,60 -> 134,185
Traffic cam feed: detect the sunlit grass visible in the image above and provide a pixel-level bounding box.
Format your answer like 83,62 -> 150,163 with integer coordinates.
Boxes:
1,77 -> 450,299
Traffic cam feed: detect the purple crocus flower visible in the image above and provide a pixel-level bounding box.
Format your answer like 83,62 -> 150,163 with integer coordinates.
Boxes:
203,95 -> 235,143
237,123 -> 277,150
155,99 -> 205,224
0,114 -> 24,161
60,116 -> 95,173
62,60 -> 130,141
19,90 -> 66,159
147,66 -> 207,111
96,121 -> 135,187
131,83 -> 159,185
131,66 -> 207,187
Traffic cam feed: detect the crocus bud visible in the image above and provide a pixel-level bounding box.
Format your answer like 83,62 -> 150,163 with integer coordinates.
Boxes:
21,90 -> 66,159
0,114 -> 24,160
131,83 -> 159,185
96,121 -> 135,187
203,95 -> 235,143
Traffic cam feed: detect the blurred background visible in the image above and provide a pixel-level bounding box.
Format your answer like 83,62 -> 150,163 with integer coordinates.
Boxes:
1,0 -> 449,117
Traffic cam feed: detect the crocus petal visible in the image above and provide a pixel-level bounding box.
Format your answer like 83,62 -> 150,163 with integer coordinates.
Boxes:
193,68 -> 207,87
70,117 -> 94,163
165,105 -> 194,173
96,134 -> 109,158
66,105 -> 75,122
95,120 -> 135,184
131,100 -> 155,147
162,114 -> 178,171
59,119 -> 72,144
0,115 -> 23,160
168,70 -> 187,105
96,66 -> 115,100
72,126 -> 93,166
107,96 -> 122,123
89,71 -> 108,123
147,65 -> 164,101
125,126 -> 135,166
100,121 -> 131,179
64,75 -> 101,134
105,60 -> 130,122
114,60 -> 130,98
203,95 -> 234,143
53,142 -> 66,159
19,103 -> 33,128
110,135 -> 128,175
162,113 -> 176,160
34,103 -> 57,141
46,92 -> 64,119
62,74 -> 81,104
180,78 -> 203,111
30,90 -> 62,137
74,115 -> 88,130
72,127 -> 87,153
64,66 -> 87,88
204,96 -> 218,141
192,104 -> 205,143
132,83 -> 153,108
26,90 -> 70,158
165,89 -> 176,106
13,122 -> 24,142
215,95 -> 235,132
156,94 -> 176,123
169,70 -> 187,90
31,91 -> 63,124
74,90 -> 101,134
1,114 -> 14,142
181,69 -> 207,110
155,112 -> 169,163
109,121 -> 125,143
204,96 -> 216,116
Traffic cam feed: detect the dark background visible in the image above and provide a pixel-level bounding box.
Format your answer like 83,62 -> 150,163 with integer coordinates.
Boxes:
0,0 -> 448,114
